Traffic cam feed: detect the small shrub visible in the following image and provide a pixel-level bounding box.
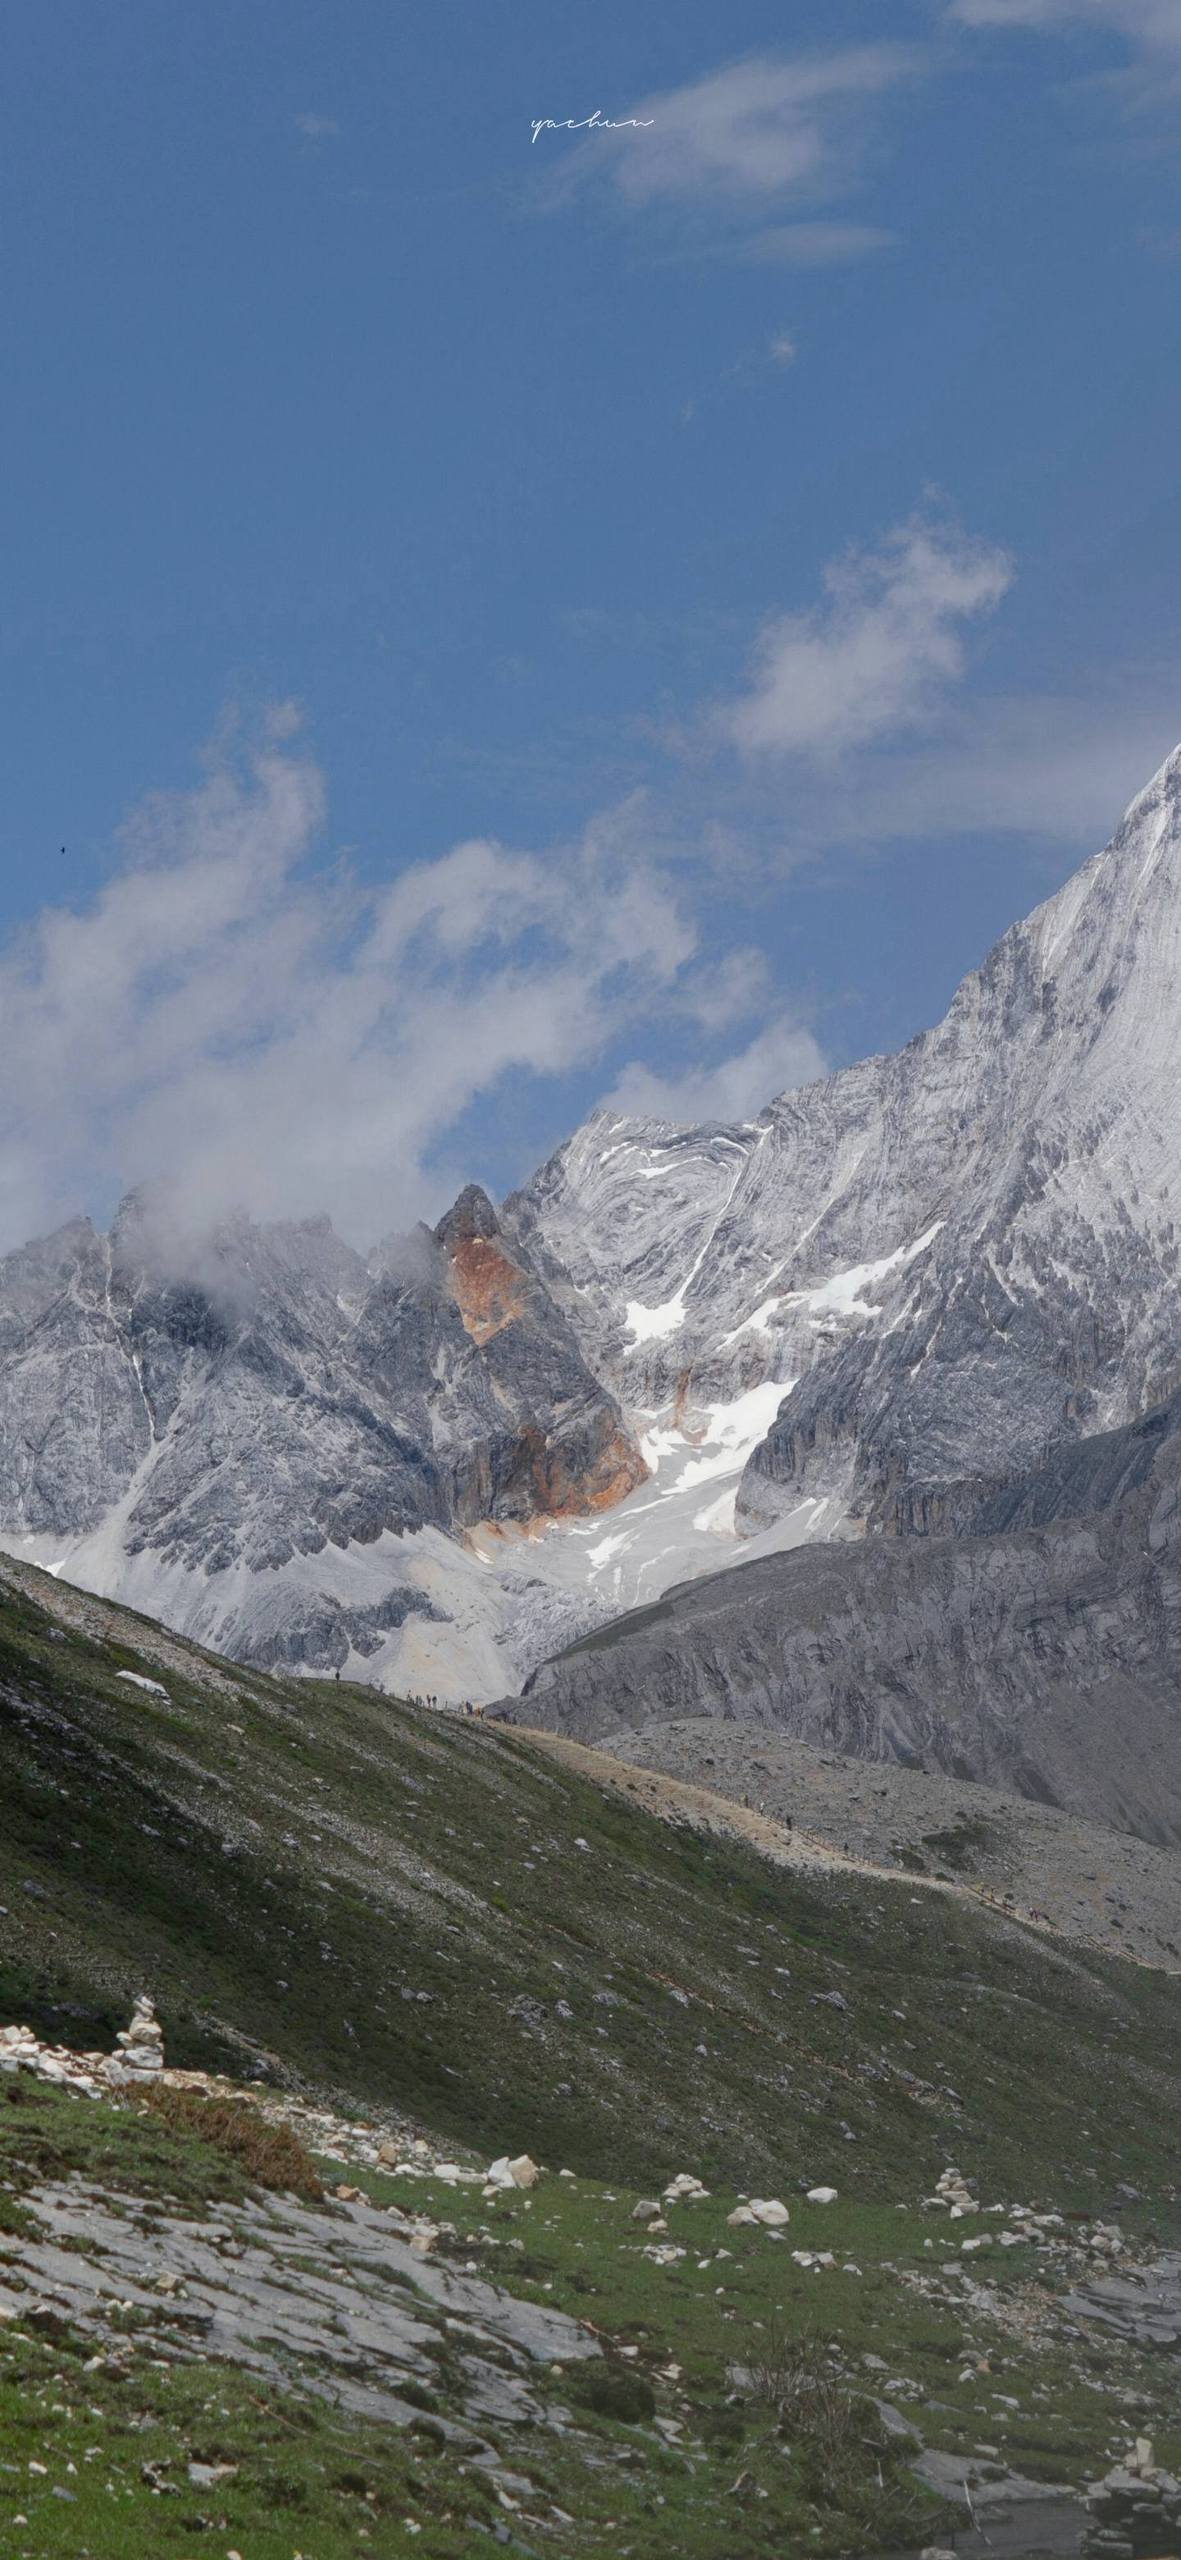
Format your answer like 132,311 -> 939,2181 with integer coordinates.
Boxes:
257,2471 -> 308,2510
137,2084 -> 323,2199
572,2363 -> 657,2425
700,2405 -> 746,2453
920,1816 -> 996,1872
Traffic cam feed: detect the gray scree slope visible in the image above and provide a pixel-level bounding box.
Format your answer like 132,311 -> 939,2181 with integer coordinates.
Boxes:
511,1391 -> 1181,1845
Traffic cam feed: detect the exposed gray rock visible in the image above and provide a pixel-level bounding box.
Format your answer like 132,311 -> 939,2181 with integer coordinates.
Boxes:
1064,2257 -> 1181,2352
511,1392 -> 1181,1844
0,2175 -> 597,2436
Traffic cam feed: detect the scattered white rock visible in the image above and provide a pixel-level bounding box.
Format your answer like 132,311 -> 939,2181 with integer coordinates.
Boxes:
747,2198 -> 790,2228
116,1672 -> 170,1699
663,2172 -> 709,2203
484,2153 -> 540,2194
806,2186 -> 838,2206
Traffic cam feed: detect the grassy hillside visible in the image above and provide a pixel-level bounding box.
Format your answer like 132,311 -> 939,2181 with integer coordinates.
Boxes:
2,1554 -> 1180,2214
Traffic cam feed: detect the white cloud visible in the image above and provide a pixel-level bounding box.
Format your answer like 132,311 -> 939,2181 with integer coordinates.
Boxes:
605,1015 -> 826,1126
720,516 -> 1013,759
294,112 -> 340,139
0,741 -> 709,1254
783,693 -> 1181,844
948,0 -> 1181,50
546,49 -> 918,257
767,331 -> 799,367
946,0 -> 1181,98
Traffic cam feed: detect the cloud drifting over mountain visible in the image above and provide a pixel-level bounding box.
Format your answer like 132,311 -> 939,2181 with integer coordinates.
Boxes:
0,727 -> 824,1254
0,739 -> 717,1252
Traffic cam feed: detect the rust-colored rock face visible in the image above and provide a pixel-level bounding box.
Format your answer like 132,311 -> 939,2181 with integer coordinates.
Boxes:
434,1189 -> 649,1527
448,1234 -> 530,1346
527,1420 -> 648,1520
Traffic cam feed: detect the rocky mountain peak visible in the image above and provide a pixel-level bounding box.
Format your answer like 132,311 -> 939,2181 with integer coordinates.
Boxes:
434,1182 -> 501,1249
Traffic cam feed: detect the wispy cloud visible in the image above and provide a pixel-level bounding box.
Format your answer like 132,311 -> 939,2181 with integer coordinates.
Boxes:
946,0 -> 1181,97
294,111 -> 340,141
605,1015 -> 825,1125
782,692 -> 1181,844
948,0 -> 1181,48
718,516 -> 1013,759
712,328 -> 801,400
0,734 -> 721,1252
544,48 -> 919,259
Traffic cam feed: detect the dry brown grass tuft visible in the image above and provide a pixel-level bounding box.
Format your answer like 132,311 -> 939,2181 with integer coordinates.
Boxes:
745,2321 -> 866,2456
137,2083 -> 323,2200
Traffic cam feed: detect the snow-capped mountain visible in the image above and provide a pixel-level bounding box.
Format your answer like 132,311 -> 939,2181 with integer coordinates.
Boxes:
2,746 -> 1180,1698
510,744 -> 1181,1542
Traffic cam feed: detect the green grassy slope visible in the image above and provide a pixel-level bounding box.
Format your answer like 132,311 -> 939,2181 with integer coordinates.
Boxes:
1,1555 -> 1180,2213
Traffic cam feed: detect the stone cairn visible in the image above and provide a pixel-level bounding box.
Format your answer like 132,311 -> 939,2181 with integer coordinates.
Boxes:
1083,2441 -> 1181,2559
0,1996 -> 165,2095
107,1994 -> 165,2084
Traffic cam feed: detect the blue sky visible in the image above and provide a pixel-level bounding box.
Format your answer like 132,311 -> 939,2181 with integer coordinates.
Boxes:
1,0 -> 1179,1248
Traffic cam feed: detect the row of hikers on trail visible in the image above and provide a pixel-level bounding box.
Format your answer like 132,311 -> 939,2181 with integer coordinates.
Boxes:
406,1691 -> 485,1717
331,1672 -> 485,1718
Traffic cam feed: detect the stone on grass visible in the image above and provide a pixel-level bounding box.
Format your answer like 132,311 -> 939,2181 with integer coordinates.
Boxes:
806,2185 -> 838,2205
485,2153 -> 540,2193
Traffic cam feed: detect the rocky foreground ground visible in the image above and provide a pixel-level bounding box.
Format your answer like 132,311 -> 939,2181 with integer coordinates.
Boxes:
1,2018 -> 1180,2558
